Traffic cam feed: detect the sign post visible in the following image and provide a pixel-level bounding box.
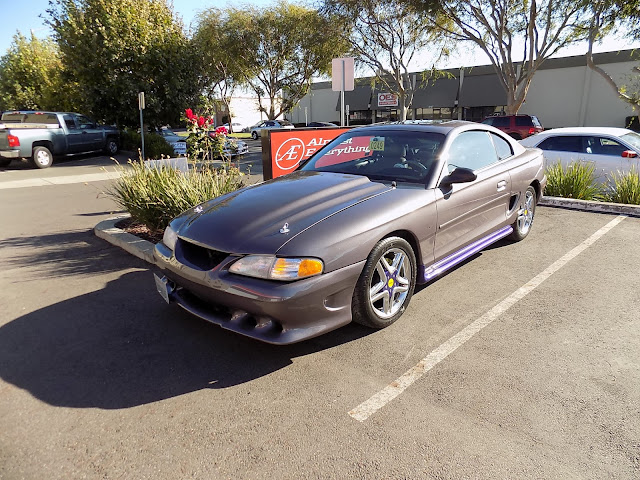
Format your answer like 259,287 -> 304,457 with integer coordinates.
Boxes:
332,57 -> 354,127
138,92 -> 146,160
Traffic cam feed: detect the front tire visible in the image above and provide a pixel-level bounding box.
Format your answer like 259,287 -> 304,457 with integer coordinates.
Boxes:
510,185 -> 536,241
105,137 -> 119,155
352,237 -> 416,329
251,131 -> 259,140
31,146 -> 53,169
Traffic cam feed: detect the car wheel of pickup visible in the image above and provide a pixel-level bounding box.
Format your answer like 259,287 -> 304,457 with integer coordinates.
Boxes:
510,185 -> 536,241
0,159 -> 11,167
352,237 -> 416,329
105,138 -> 119,155
31,146 -> 53,169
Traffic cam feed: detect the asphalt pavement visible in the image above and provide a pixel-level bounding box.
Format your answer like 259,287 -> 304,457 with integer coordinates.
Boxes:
0,149 -> 639,479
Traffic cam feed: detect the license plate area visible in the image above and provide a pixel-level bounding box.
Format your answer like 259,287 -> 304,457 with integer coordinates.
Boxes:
154,273 -> 171,304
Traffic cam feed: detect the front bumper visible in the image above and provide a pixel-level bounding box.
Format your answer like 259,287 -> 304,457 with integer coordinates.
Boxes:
0,150 -> 20,158
153,242 -> 364,344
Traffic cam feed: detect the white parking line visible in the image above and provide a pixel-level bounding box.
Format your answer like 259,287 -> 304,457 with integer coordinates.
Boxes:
0,171 -> 121,190
348,215 -> 627,422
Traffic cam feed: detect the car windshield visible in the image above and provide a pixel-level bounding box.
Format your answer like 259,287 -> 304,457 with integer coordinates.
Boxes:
620,132 -> 640,151
299,130 -> 445,184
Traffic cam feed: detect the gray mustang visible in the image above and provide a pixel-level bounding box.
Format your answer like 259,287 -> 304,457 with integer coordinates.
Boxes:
153,122 -> 546,344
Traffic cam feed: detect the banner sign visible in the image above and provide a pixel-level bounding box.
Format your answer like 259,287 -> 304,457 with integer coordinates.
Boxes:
265,128 -> 349,179
377,93 -> 399,107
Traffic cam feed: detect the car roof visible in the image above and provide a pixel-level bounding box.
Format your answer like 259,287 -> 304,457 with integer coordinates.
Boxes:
533,126 -> 634,136
351,120 -> 480,135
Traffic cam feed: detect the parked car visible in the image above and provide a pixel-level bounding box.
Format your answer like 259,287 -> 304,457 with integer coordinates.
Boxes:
223,122 -> 249,134
250,119 -> 295,139
307,122 -> 338,127
0,111 -> 119,168
153,121 -> 546,344
520,127 -> 640,178
481,114 -> 543,140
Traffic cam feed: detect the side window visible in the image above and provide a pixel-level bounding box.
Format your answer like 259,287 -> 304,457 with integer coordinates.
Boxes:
265,121 -> 275,127
585,136 -> 627,156
538,136 -> 582,153
63,115 -> 77,130
515,116 -> 533,126
447,131 -> 499,172
76,115 -> 94,129
492,117 -> 510,128
491,133 -> 513,160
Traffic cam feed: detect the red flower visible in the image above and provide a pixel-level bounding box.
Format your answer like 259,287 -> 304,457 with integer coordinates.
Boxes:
198,116 -> 205,127
185,108 -> 195,120
216,126 -> 228,134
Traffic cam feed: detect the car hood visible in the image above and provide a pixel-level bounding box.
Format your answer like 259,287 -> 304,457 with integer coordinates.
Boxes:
175,171 -> 391,254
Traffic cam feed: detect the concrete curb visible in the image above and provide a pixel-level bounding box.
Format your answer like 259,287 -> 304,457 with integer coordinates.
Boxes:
94,214 -> 156,265
539,196 -> 640,217
94,197 -> 639,266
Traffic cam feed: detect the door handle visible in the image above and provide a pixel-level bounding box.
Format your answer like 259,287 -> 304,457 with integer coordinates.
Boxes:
497,180 -> 507,192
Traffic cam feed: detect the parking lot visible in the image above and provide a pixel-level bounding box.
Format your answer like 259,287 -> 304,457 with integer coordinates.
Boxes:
0,153 -> 639,479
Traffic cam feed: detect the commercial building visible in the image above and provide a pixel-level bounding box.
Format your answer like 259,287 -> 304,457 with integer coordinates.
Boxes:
288,50 -> 640,129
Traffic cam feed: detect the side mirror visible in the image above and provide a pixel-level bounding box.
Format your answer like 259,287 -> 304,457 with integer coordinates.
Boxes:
622,150 -> 637,158
440,167 -> 477,187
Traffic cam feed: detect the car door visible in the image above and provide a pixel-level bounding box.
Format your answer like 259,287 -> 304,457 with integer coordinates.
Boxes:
63,114 -> 84,153
583,135 -> 630,177
433,130 -> 512,261
74,114 -> 103,151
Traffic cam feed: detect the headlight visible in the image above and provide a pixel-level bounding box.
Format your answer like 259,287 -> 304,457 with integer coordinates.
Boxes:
162,224 -> 178,250
229,255 -> 323,281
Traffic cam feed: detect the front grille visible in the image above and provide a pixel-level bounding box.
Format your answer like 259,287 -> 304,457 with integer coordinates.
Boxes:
176,239 -> 229,271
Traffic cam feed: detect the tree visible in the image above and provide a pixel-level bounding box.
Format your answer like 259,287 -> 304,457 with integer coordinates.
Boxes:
407,0 -> 589,114
215,1 -> 350,120
582,0 -> 640,113
0,33 -> 66,111
46,0 -> 203,127
322,0 -> 449,121
193,9 -> 244,128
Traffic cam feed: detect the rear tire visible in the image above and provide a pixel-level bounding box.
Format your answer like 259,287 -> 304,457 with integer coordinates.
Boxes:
352,237 -> 416,329
0,158 -> 11,167
509,132 -> 522,140
510,186 -> 536,241
31,146 -> 53,169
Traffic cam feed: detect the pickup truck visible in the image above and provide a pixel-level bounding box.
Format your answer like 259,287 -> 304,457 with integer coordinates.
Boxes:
0,111 -> 120,168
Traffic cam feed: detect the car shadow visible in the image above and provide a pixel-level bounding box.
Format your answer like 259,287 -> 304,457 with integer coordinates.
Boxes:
0,268 -> 373,410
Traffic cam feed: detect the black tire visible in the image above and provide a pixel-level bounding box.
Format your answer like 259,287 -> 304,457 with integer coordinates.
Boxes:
510,185 -> 536,241
0,158 -> 11,167
30,146 -> 53,169
105,137 -> 119,155
509,132 -> 522,140
352,237 -> 416,329
251,131 -> 258,140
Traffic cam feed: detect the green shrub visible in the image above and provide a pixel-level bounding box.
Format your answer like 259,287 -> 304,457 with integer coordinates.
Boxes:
119,130 -> 175,160
107,160 -> 245,234
544,161 -> 602,200
603,167 -> 640,205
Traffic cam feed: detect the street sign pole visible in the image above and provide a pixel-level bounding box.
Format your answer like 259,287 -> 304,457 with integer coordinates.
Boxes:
138,92 -> 146,160
341,59 -> 345,127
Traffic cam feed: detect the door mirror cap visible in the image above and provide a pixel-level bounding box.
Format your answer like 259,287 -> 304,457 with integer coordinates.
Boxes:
622,150 -> 637,158
441,167 -> 477,186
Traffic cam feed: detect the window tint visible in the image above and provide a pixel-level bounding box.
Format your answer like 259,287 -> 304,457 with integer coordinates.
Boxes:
447,131 -> 499,171
63,115 -> 77,130
76,115 -> 94,129
585,136 -> 626,156
538,136 -> 582,153
491,117 -> 510,127
265,121 -> 275,127
491,133 -> 513,160
515,116 -> 533,126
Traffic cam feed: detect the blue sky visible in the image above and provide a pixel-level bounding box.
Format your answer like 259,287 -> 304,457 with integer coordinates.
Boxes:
1,0 -> 638,70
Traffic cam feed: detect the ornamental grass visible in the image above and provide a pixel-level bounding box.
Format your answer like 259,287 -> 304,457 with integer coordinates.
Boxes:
544,161 -> 602,200
107,159 -> 245,234
603,167 -> 640,205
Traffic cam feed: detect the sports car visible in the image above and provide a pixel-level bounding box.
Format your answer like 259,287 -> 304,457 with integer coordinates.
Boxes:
153,121 -> 546,344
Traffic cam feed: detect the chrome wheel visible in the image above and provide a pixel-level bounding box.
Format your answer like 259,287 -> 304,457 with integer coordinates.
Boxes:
517,188 -> 535,236
368,247 -> 412,319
